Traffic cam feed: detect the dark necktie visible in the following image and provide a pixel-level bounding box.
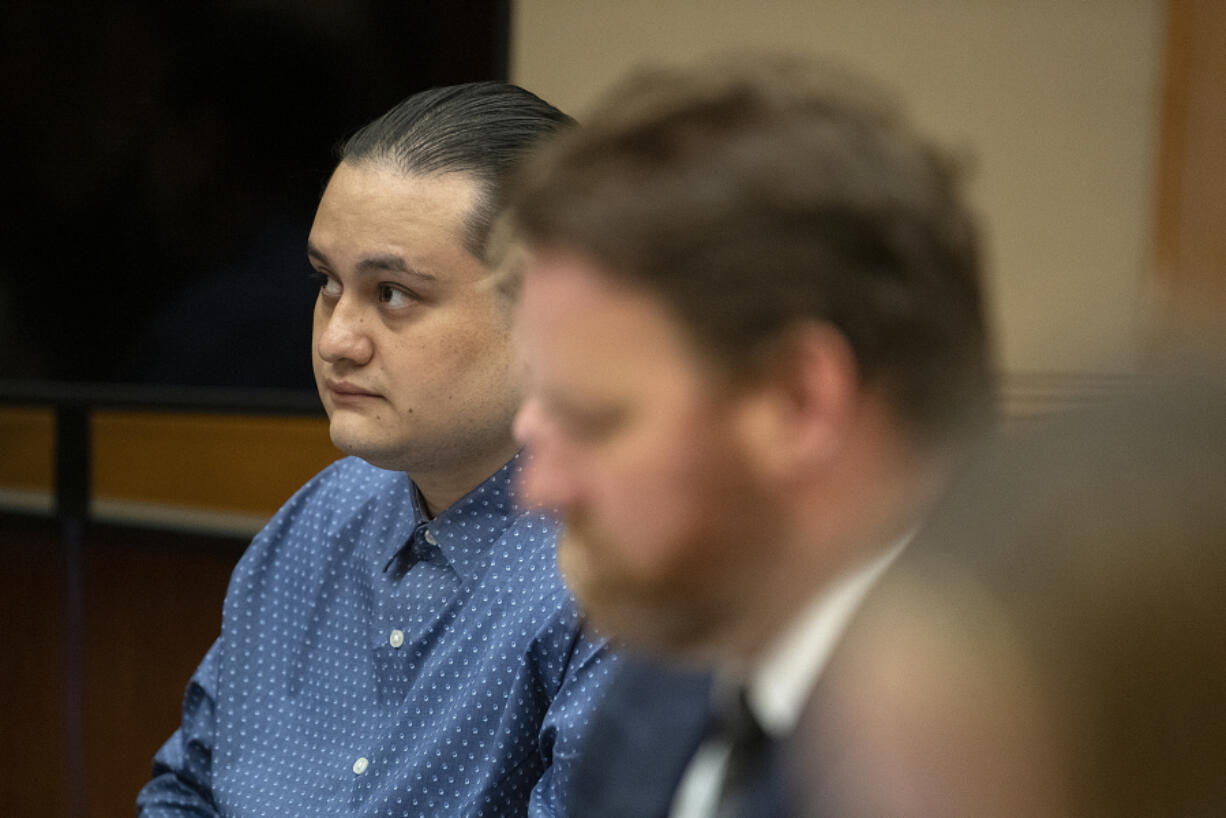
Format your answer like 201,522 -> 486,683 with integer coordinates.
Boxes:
712,686 -> 773,818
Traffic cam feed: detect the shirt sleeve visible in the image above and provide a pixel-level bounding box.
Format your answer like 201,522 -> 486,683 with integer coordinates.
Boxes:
136,639 -> 222,817
527,623 -> 620,818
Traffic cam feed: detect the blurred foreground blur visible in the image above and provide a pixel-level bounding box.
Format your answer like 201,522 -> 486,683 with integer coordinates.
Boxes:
806,351 -> 1226,817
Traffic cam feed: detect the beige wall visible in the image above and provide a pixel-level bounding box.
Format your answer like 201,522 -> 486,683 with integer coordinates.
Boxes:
510,0 -> 1164,376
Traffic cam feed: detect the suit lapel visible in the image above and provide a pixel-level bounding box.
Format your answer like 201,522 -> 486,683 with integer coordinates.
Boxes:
570,655 -> 714,818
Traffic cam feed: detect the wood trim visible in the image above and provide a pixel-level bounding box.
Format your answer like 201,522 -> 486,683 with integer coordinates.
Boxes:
90,411 -> 339,515
0,408 -> 339,524
0,407 -> 54,491
3,371 -> 1148,532
1151,0 -> 1226,331
997,371 -> 1152,421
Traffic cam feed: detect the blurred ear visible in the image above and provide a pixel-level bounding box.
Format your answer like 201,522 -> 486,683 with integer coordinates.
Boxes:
734,322 -> 859,484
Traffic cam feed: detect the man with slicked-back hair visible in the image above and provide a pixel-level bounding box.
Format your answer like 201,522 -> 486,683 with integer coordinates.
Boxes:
138,82 -> 614,818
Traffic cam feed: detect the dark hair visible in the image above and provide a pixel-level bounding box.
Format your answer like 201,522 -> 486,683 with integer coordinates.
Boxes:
509,55 -> 993,446
339,81 -> 573,263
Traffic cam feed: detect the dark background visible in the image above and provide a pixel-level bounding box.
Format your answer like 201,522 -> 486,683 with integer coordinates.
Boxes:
0,0 -> 509,394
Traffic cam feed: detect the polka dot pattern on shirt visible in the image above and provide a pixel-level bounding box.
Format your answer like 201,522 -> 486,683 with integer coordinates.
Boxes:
137,455 -> 618,818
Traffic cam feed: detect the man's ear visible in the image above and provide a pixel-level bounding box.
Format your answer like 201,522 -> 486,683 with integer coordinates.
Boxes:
735,323 -> 859,484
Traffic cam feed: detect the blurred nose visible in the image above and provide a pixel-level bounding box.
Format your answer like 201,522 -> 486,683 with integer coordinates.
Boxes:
513,397 -> 579,511
315,297 -> 374,366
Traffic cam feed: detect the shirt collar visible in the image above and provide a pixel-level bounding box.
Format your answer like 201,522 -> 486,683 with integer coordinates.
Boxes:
744,530 -> 912,737
405,454 -> 520,584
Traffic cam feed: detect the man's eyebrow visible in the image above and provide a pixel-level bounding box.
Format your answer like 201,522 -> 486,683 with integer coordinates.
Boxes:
306,241 -> 330,266
306,242 -> 437,283
358,254 -> 439,284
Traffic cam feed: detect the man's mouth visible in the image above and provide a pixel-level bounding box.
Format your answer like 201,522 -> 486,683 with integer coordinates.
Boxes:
325,379 -> 380,399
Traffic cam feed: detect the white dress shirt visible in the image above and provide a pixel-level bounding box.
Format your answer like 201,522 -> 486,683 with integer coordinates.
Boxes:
669,534 -> 910,818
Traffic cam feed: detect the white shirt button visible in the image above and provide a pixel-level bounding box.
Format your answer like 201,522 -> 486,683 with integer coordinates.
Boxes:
424,529 -> 437,546
389,629 -> 404,648
353,756 -> 369,775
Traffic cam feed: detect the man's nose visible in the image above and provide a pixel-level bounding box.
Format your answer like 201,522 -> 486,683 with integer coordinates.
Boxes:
513,398 -> 578,511
316,298 -> 374,366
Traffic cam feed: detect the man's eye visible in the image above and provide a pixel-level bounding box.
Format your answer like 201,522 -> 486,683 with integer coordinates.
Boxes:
310,271 -> 342,298
563,407 -> 627,443
378,284 -> 417,308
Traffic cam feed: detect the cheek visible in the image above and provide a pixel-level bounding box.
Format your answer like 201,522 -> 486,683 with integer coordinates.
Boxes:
430,315 -> 515,387
589,441 -> 730,574
380,329 -> 465,398
309,310 -> 323,362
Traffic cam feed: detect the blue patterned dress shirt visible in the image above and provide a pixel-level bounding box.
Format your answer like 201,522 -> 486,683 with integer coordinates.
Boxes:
137,455 -> 613,817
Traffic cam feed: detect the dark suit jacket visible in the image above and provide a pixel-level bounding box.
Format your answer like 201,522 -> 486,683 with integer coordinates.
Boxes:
568,653 -> 793,817
564,530 -> 955,817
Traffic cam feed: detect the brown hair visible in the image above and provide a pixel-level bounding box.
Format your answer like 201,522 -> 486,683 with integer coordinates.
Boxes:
509,54 -> 993,445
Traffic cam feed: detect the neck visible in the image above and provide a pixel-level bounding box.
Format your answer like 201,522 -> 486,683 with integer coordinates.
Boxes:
722,433 -> 958,669
411,441 -> 521,517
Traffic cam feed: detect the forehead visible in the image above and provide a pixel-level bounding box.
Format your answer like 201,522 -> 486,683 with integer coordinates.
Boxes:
310,161 -> 480,270
516,247 -> 717,400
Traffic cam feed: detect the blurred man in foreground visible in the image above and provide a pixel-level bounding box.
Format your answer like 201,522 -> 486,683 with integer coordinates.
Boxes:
507,54 -> 993,816
810,363 -> 1226,816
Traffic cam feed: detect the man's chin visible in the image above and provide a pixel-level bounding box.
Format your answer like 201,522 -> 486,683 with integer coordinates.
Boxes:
327,425 -> 404,471
558,525 -> 725,663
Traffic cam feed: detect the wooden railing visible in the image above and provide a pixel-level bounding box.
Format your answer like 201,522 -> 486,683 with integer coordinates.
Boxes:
0,381 -> 337,818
